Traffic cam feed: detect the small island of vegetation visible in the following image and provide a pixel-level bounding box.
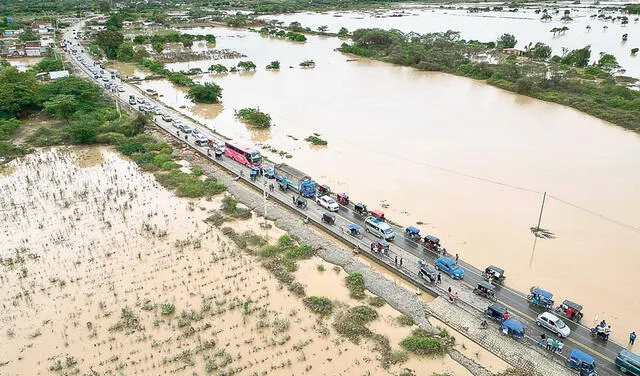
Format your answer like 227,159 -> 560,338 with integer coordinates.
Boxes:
235,108 -> 272,128
305,134 -> 327,145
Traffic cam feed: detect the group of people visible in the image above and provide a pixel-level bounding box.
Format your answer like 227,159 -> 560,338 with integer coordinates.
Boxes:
447,286 -> 459,303
593,320 -> 612,340
539,334 -> 564,353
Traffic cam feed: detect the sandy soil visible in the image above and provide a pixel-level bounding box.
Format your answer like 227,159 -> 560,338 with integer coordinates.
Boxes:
0,147 -> 480,376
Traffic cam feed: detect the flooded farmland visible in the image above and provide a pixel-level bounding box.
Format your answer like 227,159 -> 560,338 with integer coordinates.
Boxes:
119,24 -> 640,343
0,147 -> 472,376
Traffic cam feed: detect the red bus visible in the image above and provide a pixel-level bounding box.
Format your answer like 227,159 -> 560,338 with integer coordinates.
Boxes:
224,141 -> 263,168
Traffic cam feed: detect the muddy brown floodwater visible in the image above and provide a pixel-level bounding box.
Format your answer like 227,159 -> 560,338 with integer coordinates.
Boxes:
121,25 -> 640,343
0,147 -> 483,376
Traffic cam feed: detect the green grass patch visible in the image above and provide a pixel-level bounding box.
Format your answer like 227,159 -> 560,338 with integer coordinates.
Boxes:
0,141 -> 29,163
333,305 -> 378,343
396,314 -> 415,326
345,272 -> 366,300
154,169 -> 226,197
302,296 -> 333,316
221,194 -> 252,219
304,134 -> 328,145
368,296 -> 386,307
26,127 -> 66,147
235,108 -> 272,128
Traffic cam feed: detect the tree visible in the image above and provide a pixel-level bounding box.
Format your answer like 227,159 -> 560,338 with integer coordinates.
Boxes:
209,64 -> 228,74
121,114 -> 149,137
96,29 -> 124,59
43,94 -> 78,121
36,76 -> 102,111
266,61 -> 280,70
98,1 -> 111,13
289,21 -> 302,32
561,45 -> 591,67
116,42 -> 136,62
317,25 -> 328,34
31,55 -> 64,73
541,14 -> 552,21
338,27 -> 349,36
531,42 -> 552,60
237,61 -> 256,71
597,53 -> 621,73
65,119 -> 100,144
152,42 -> 164,54
497,33 -> 517,48
105,13 -> 123,30
186,83 -> 222,103
299,60 -> 315,67
0,66 -> 39,117
19,28 -> 38,42
632,48 -> 639,55
225,14 -> 248,28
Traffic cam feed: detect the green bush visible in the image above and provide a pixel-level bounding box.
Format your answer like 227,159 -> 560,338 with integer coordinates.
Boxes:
303,296 -> 333,316
186,82 -> 222,103
345,272 -> 365,299
284,244 -> 314,260
235,108 -> 272,128
27,127 -> 65,146
396,314 -> 415,326
65,120 -> 100,144
154,169 -> 226,197
117,139 -> 147,155
333,305 -> 378,343
0,119 -> 20,140
400,336 -> 444,355
0,141 -> 29,162
304,135 -> 327,145
96,132 -> 127,145
161,303 -> 175,315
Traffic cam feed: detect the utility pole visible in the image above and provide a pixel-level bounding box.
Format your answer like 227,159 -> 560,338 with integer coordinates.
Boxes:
535,191 -> 547,232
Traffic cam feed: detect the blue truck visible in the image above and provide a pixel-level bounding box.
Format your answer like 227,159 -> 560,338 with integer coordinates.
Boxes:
274,163 -> 316,197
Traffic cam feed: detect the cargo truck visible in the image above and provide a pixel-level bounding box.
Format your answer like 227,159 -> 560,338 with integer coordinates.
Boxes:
274,163 -> 316,197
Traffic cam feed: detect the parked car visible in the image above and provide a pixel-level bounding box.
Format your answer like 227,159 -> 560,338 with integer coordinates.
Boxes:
172,120 -> 183,129
128,95 -> 136,105
434,257 -> 464,279
616,349 -> 640,375
179,124 -> 193,133
418,263 -> 438,283
162,114 -> 173,122
137,97 -> 144,104
191,128 -> 201,135
116,85 -> 125,92
536,312 -> 571,338
316,195 -> 339,212
138,105 -> 148,112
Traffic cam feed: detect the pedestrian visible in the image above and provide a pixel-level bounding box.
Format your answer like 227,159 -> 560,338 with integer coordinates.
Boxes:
455,253 -> 459,263
546,337 -> 554,351
292,196 -> 295,204
437,272 -> 441,284
184,134 -> 188,141
448,286 -> 452,294
538,333 -> 546,346
631,331 -> 637,346
557,340 -> 564,354
552,339 -> 559,353
394,255 -> 398,265
400,258 -> 403,267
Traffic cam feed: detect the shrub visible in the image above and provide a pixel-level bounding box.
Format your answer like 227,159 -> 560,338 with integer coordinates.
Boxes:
345,272 -> 365,299
161,303 -> 175,315
400,336 -> 444,355
333,305 -> 378,343
0,119 -> 20,140
186,83 -> 222,104
117,139 -> 147,155
304,134 -> 327,145
0,141 -> 29,161
235,108 -> 272,128
368,296 -> 386,307
303,296 -> 333,316
396,314 -> 415,326
154,169 -> 226,197
27,127 -> 65,146
65,120 -> 100,144
266,61 -> 280,70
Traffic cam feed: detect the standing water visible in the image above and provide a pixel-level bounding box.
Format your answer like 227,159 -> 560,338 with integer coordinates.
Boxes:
124,26 -> 640,343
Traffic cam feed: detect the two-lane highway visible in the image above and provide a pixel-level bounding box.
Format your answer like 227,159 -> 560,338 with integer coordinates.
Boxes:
63,21 -> 629,376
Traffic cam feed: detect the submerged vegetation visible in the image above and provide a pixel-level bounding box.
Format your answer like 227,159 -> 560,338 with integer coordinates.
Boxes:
235,108 -> 272,128
340,28 -> 640,131
305,134 -> 327,145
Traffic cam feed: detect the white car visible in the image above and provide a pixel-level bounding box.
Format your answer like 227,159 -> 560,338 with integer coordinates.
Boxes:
316,195 -> 339,212
162,114 -> 173,122
116,85 -> 125,92
536,312 -> 570,338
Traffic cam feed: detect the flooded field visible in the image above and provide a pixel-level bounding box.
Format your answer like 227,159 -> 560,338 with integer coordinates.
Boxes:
0,147 -> 477,375
261,3 -> 640,78
7,57 -> 43,72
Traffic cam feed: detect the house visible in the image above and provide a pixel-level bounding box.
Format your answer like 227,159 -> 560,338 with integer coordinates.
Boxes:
32,20 -> 53,29
3,30 -> 19,36
23,40 -> 48,56
88,25 -> 106,31
503,48 -> 526,56
36,70 -> 70,81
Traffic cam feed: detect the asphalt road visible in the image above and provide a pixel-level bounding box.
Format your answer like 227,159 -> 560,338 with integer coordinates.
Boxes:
63,21 -> 628,376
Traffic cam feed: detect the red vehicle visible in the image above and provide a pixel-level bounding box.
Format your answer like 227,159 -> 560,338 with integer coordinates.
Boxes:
371,210 -> 385,221
337,193 -> 349,205
224,141 -> 262,168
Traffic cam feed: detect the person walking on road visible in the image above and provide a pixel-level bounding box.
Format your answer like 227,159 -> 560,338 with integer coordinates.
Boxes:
552,340 -> 559,353
546,337 -> 554,351
631,331 -> 637,346
400,258 -> 403,267
436,272 -> 441,284
394,255 -> 398,265
455,253 -> 459,263
557,340 -> 564,354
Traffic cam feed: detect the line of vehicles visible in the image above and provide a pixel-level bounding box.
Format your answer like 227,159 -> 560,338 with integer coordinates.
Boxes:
66,38 -> 639,376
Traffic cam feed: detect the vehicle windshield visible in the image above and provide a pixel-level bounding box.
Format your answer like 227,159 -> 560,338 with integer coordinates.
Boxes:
555,319 -> 566,329
384,228 -> 394,234
327,198 -> 336,204
250,151 -> 262,164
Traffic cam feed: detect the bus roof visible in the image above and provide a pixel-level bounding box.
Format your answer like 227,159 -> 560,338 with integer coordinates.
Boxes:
225,140 -> 259,153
